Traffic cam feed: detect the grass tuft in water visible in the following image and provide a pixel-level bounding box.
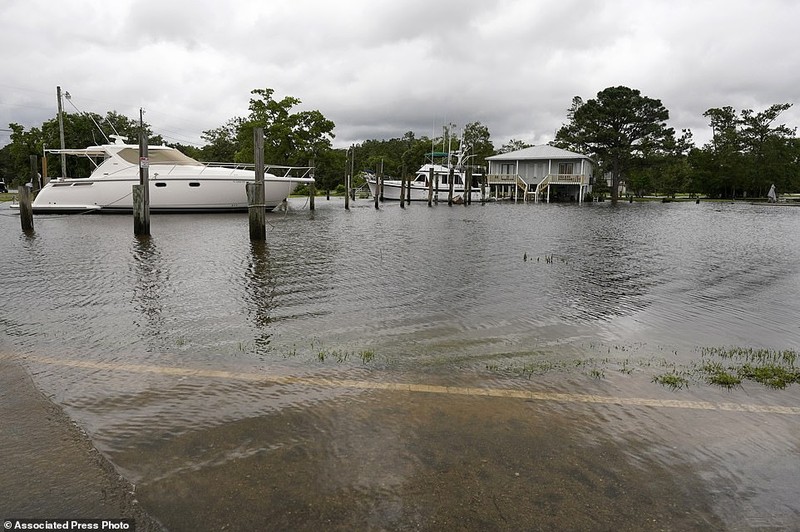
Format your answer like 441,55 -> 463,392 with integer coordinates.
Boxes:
651,346 -> 798,391
652,372 -> 690,390
313,344 -> 377,365
359,350 -> 376,364
738,363 -> 798,389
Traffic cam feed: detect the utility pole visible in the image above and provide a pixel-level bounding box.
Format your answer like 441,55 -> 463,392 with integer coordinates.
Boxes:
56,86 -> 67,177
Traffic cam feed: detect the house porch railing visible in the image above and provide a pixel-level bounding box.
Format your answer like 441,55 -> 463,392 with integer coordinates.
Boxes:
485,173 -> 590,201
532,174 -> 590,202
486,173 -> 588,185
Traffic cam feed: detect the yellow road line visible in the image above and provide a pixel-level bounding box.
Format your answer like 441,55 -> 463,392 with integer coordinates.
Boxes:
7,354 -> 800,415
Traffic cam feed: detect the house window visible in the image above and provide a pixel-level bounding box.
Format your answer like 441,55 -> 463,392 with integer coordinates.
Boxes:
558,163 -> 574,175
501,163 -> 515,175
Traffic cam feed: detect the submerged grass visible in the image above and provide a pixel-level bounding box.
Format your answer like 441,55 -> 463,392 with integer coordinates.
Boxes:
483,344 -> 798,392
652,372 -> 690,390
485,351 -> 674,381
650,346 -> 799,391
307,339 -> 378,365
253,339 -> 797,392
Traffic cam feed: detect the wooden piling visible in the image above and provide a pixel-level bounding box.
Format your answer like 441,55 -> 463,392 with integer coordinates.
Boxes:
481,174 -> 486,204
344,148 -> 351,211
434,172 -> 440,205
400,174 -> 405,209
248,128 -> 266,240
379,160 -> 384,202
465,167 -> 472,206
448,166 -> 455,206
132,184 -> 149,236
427,167 -> 434,206
246,183 -> 265,239
133,121 -> 150,236
405,173 -> 411,205
374,167 -> 379,209
308,158 -> 315,211
18,182 -> 34,233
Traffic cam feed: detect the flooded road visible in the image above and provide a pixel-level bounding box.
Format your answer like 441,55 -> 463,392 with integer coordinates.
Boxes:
1,198 -> 799,530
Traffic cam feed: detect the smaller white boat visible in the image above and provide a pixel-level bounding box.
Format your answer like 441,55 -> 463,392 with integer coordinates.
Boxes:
364,142 -> 483,203
364,164 -> 482,203
26,137 -> 314,214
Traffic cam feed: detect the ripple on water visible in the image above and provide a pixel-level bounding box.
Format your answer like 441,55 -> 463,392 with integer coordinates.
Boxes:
2,200 -> 800,524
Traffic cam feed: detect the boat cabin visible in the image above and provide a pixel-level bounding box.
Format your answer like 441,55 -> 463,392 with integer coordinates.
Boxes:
413,164 -> 470,187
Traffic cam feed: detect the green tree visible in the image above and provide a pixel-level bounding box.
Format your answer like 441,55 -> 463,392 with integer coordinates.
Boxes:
700,106 -> 745,198
235,88 -> 335,166
311,146 -> 346,193
7,123 -> 43,185
739,103 -> 795,195
200,117 -> 243,162
630,129 -> 694,197
694,103 -> 797,198
463,121 -> 494,169
555,86 -> 675,203
0,143 -> 12,186
499,139 -> 532,154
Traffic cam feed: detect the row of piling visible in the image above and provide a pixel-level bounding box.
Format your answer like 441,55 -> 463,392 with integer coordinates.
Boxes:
15,126 -> 485,239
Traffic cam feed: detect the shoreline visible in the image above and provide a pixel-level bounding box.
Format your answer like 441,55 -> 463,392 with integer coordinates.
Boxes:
0,357 -> 163,530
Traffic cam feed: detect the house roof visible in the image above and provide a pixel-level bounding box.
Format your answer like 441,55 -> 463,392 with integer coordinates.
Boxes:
486,145 -> 592,161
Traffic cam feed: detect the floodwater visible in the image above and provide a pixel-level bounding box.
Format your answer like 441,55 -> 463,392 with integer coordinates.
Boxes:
1,198 -> 799,530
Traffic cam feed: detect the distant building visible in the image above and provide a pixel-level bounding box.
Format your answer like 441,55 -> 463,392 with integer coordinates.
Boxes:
485,145 -> 594,202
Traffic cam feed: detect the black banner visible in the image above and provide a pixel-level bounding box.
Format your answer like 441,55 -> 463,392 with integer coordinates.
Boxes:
2,520 -> 134,531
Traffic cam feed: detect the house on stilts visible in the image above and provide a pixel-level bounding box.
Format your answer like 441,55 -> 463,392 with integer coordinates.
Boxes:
485,145 -> 594,202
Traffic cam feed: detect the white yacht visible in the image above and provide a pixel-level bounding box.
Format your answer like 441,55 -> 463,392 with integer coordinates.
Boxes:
364,144 -> 483,203
364,163 -> 482,203
30,138 -> 314,213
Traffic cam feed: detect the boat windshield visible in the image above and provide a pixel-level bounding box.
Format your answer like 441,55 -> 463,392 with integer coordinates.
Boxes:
117,148 -> 203,166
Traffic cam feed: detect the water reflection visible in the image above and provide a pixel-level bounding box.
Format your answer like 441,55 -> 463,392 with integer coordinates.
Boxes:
2,201 -> 800,528
131,235 -> 166,350
243,240 -> 274,354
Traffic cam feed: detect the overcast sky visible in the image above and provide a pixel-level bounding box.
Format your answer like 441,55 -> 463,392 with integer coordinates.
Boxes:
2,0 -> 798,151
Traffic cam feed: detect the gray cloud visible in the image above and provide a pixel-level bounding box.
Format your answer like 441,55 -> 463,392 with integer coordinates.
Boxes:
2,0 -> 798,150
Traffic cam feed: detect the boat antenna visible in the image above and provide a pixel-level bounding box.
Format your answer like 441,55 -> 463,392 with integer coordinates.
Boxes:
430,127 -> 434,165
63,92 -> 111,144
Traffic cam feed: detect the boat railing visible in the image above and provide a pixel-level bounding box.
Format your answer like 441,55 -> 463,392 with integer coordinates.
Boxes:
195,162 -> 315,180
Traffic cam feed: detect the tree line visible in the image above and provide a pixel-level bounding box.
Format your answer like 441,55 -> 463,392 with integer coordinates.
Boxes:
2,85 -> 797,202
554,86 -> 799,202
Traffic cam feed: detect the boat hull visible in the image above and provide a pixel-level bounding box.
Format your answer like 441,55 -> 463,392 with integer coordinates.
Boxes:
31,176 -> 310,214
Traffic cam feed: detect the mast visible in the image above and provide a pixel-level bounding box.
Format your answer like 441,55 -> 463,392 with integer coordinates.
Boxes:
56,86 -> 67,177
